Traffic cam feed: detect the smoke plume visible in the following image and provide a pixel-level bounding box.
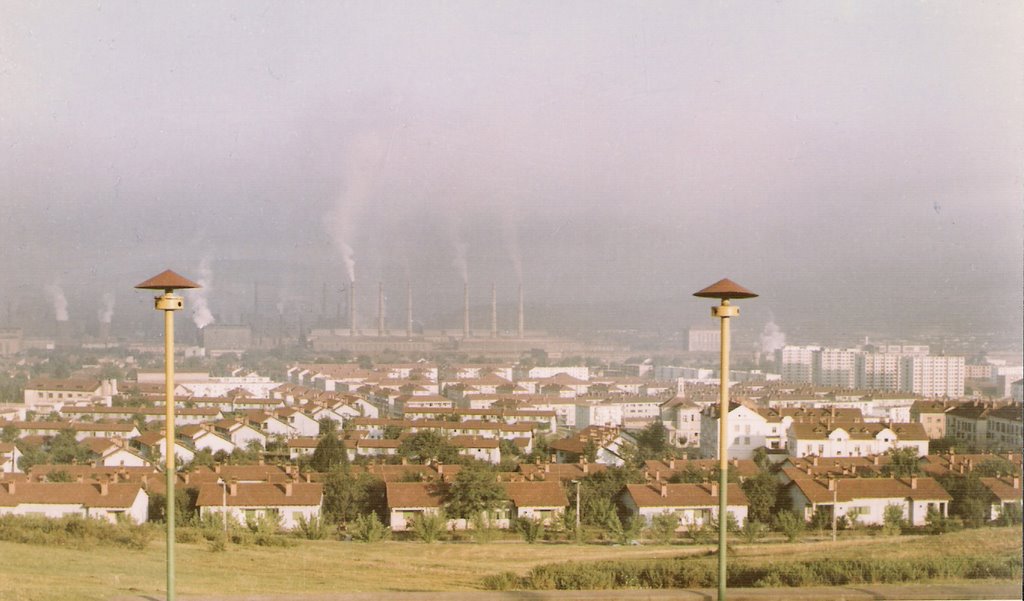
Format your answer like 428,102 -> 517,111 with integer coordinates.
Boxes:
760,319 -> 787,354
502,211 -> 523,283
44,283 -> 69,321
191,258 -> 215,329
327,132 -> 387,284
98,292 -> 115,323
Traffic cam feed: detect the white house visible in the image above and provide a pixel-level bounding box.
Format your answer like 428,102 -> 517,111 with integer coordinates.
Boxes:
131,432 -> 196,464
786,476 -> 951,527
502,481 -> 568,526
0,442 -> 22,473
620,482 -> 748,530
660,397 -> 702,448
213,420 -> 267,449
0,480 -> 149,523
179,425 -> 236,455
699,402 -> 770,460
195,480 -> 323,530
979,476 -> 1022,521
386,481 -> 446,531
787,422 -> 929,458
275,408 -> 321,438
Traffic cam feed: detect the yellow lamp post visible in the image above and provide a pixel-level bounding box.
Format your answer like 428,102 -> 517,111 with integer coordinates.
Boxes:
136,269 -> 200,601
693,278 -> 757,601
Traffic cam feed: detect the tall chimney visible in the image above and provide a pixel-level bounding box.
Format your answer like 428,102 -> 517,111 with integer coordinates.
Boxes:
377,281 -> 385,337
517,284 -> 524,339
406,282 -> 413,338
349,280 -> 356,337
490,283 -> 497,339
463,282 -> 470,339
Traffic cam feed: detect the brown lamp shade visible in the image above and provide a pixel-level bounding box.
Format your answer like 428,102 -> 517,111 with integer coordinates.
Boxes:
135,269 -> 201,290
693,278 -> 757,299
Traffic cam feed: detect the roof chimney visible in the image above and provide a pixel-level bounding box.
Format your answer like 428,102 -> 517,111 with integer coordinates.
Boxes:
3,481 -> 13,494
827,477 -> 835,491
284,481 -> 293,497
99,479 -> 109,496
660,483 -> 668,498
812,457 -> 819,466
910,477 -> 917,490
228,480 -> 238,496
582,463 -> 589,474
1014,477 -> 1020,490
669,458 -> 676,470
710,482 -> 718,497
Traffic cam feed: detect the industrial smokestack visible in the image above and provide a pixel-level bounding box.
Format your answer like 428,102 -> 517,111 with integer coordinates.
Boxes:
463,282 -> 470,339
491,283 -> 497,339
406,282 -> 413,338
349,280 -> 356,337
377,281 -> 385,337
518,284 -> 524,339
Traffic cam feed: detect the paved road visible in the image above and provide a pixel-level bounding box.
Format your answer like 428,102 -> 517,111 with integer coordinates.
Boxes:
114,582 -> 1023,601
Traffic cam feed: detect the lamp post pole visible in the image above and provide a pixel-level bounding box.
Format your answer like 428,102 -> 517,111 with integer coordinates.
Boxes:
572,479 -> 581,537
218,477 -> 228,536
136,270 -> 199,601
694,278 -> 757,601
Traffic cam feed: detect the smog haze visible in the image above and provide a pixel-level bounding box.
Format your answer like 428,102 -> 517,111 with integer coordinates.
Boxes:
1,2 -> 1021,346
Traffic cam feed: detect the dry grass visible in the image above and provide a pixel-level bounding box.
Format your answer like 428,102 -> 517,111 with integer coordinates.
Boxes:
0,527 -> 1019,601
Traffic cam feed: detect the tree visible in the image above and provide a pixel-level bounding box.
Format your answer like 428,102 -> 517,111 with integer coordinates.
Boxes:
581,440 -> 599,463
605,512 -> 643,545
444,463 -> 507,519
882,447 -> 922,478
634,422 -> 672,463
741,472 -> 780,524
397,431 -> 460,465
49,429 -> 94,465
752,447 -> 772,472
322,469 -> 385,524
310,429 -> 348,472
0,425 -> 19,443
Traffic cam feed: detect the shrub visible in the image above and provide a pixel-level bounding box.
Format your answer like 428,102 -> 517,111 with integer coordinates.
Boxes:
516,517 -> 544,544
350,512 -> 389,543
740,520 -> 767,544
0,514 -> 153,550
482,571 -> 524,591
882,504 -> 904,536
409,511 -> 446,543
294,514 -> 329,540
647,512 -> 678,545
469,513 -> 499,543
773,511 -> 804,542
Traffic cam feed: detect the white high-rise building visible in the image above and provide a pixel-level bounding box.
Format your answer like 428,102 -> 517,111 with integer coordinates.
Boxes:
813,348 -> 858,388
857,353 -> 903,391
686,327 -> 720,353
776,345 -> 819,384
901,356 -> 965,398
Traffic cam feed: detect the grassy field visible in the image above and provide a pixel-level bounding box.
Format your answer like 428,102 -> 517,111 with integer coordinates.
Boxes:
0,527 -> 1020,601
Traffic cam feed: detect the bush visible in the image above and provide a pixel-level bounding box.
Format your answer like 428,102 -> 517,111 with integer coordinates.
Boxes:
482,571 -> 524,591
882,504 -> 904,536
483,552 -> 1023,590
469,513 -> 499,543
350,512 -> 389,543
0,514 -> 153,550
516,517 -> 544,544
409,512 -> 446,543
740,520 -> 767,544
647,512 -> 678,545
294,514 -> 329,540
773,511 -> 804,542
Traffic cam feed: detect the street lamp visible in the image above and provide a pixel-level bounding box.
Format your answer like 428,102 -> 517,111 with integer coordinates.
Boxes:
136,269 -> 200,601
693,278 -> 757,601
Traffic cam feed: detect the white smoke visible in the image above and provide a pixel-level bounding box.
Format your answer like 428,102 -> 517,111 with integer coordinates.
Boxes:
453,240 -> 468,283
502,212 -> 523,283
98,292 -> 115,323
327,132 -> 387,284
191,258 -> 215,329
760,320 -> 786,354
44,283 -> 69,321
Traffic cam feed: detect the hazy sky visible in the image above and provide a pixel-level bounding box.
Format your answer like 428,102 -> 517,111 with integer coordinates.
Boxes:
1,2 -> 1022,341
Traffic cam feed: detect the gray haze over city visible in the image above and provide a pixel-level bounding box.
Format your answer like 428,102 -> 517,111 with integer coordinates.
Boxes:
1,2 -> 1022,347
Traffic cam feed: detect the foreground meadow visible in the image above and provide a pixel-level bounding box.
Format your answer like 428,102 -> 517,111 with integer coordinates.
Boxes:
0,527 -> 1020,601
